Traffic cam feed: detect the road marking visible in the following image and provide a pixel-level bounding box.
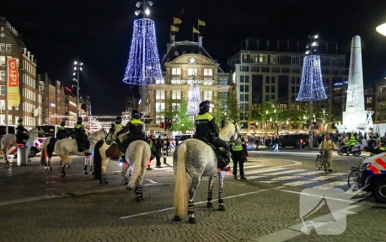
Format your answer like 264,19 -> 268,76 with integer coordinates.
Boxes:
313,181 -> 347,189
120,186 -> 285,220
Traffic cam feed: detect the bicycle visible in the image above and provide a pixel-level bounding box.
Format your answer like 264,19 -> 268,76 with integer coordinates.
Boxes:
315,149 -> 328,173
347,158 -> 366,191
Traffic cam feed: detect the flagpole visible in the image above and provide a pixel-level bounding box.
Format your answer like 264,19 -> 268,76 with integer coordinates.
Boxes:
192,26 -> 194,42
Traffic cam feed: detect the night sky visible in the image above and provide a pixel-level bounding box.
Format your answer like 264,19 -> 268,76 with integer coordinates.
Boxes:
2,0 -> 386,115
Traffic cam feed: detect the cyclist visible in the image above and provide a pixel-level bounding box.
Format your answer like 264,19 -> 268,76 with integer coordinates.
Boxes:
319,133 -> 336,173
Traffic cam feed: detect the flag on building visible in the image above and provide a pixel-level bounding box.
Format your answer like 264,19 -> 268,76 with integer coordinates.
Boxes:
171,25 -> 179,32
7,58 -> 20,106
193,27 -> 200,34
173,17 -> 182,25
198,18 -> 206,26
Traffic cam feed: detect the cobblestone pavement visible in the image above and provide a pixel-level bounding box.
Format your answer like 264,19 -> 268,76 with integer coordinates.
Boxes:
0,151 -> 385,242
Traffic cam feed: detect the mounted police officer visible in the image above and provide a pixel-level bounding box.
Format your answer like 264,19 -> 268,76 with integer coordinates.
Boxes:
56,121 -> 68,140
117,110 -> 145,153
109,116 -> 124,144
74,117 -> 91,155
16,117 -> 29,144
194,100 -> 230,169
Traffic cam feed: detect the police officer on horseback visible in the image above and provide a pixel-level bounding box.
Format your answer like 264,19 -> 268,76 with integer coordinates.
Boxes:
16,117 -> 29,144
56,121 -> 68,140
117,110 -> 145,153
109,116 -> 124,144
194,100 -> 231,169
74,117 -> 91,155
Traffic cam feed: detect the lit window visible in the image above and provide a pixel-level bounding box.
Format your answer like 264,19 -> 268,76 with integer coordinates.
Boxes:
0,56 -> 4,66
203,91 -> 212,100
6,44 -> 11,52
172,90 -> 181,99
156,90 -> 165,100
203,69 -> 212,76
172,68 -> 181,75
188,68 -> 197,76
156,103 -> 165,112
0,44 -> 5,52
0,85 -> 5,95
0,70 -> 4,80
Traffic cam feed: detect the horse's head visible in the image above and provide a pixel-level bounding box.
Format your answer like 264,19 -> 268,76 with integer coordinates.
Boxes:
28,127 -> 41,139
219,121 -> 241,142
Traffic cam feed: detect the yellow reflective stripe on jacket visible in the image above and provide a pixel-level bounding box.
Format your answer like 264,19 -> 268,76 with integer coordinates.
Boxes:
130,118 -> 143,125
196,113 -> 213,121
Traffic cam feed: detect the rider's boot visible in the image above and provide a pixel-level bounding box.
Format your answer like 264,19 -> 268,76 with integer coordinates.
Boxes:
84,149 -> 92,156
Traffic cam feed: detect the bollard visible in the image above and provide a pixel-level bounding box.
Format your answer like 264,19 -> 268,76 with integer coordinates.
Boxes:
17,145 -> 28,166
163,157 -> 166,164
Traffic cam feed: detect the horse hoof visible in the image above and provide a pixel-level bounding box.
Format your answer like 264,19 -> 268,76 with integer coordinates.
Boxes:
173,216 -> 182,221
84,171 -> 88,175
27,159 -> 31,163
59,173 -> 65,178
188,217 -> 197,224
136,196 -> 143,202
126,186 -> 132,192
49,167 -> 52,171
207,202 -> 213,208
218,205 -> 226,211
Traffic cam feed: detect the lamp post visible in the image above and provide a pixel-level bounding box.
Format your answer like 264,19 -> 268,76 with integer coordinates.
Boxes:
73,59 -> 83,118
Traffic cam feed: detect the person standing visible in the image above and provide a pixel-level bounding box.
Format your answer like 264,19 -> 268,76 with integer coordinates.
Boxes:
319,133 -> 336,173
230,139 -> 247,180
154,136 -> 163,168
16,117 -> 29,144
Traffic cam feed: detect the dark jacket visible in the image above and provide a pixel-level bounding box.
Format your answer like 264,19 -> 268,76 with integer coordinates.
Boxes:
195,112 -> 219,140
154,138 -> 163,157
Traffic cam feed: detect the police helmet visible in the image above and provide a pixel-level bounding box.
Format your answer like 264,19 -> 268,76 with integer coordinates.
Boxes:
60,121 -> 66,126
199,100 -> 210,113
18,117 -> 23,122
76,117 -> 83,124
116,116 -> 122,124
131,109 -> 141,119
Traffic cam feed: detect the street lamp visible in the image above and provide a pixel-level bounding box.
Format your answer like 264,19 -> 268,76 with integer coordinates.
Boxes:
73,59 -> 83,118
376,23 -> 386,37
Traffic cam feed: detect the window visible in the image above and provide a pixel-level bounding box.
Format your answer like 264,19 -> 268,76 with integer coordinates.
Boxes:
6,44 -> 11,52
0,56 -> 4,66
155,102 -> 165,112
171,90 -> 181,99
0,70 -> 4,80
366,97 -> 372,104
156,90 -> 165,100
240,76 -> 244,83
240,66 -> 249,72
203,91 -> 212,100
245,85 -> 249,92
203,69 -> 213,76
259,54 -> 268,64
0,85 -> 5,95
245,76 -> 249,83
172,103 -> 180,110
188,68 -> 197,76
0,43 -> 5,52
172,68 -> 181,75
245,94 -> 249,102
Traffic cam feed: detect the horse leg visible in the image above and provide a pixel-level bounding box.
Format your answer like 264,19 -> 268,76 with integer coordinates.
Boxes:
90,154 -> 94,174
218,171 -> 226,211
84,156 -> 88,174
59,160 -> 66,177
121,161 -> 131,185
134,166 -> 147,202
188,177 -> 201,224
100,158 -> 109,184
207,175 -> 215,208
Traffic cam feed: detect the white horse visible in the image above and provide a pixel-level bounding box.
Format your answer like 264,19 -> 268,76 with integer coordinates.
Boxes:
52,129 -> 107,177
173,122 -> 240,224
0,127 -> 41,163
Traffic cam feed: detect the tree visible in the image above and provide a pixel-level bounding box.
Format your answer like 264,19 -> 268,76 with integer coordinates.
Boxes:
162,98 -> 194,133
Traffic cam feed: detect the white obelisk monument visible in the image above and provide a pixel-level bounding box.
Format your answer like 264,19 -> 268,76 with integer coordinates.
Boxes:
339,35 -> 373,133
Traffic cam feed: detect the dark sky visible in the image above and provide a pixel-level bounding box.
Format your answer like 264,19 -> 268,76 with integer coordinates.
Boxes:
2,0 -> 386,115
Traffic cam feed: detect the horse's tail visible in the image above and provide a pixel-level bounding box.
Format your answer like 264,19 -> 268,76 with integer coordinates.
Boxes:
174,143 -> 188,218
93,140 -> 104,181
127,141 -> 148,189
40,139 -> 47,166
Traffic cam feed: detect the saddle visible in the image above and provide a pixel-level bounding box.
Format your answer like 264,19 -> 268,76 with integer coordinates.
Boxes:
207,143 -> 231,169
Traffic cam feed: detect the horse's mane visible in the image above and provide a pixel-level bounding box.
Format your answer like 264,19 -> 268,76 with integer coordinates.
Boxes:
219,122 -> 239,141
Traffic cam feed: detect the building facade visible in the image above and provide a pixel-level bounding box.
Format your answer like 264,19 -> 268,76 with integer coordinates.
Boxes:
227,38 -> 349,135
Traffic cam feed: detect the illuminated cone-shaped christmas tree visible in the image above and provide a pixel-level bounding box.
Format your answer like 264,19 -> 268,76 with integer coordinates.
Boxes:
123,18 -> 163,85
296,55 -> 327,101
186,83 -> 201,116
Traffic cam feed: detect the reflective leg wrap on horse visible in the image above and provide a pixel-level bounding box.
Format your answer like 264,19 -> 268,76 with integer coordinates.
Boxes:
218,172 -> 226,211
135,184 -> 143,201
84,165 -> 88,174
188,200 -> 197,224
101,172 -> 108,184
207,190 -> 213,208
59,166 -> 66,177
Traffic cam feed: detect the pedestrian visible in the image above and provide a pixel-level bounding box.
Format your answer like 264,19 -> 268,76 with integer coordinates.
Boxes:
319,133 -> 336,173
273,135 -> 280,152
230,138 -> 247,180
154,136 -> 163,168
